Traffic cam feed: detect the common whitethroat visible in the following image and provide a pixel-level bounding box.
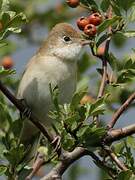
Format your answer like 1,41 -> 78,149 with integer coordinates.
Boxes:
17,23 -> 90,145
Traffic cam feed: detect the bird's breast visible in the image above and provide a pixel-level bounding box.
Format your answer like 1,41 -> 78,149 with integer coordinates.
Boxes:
17,56 -> 77,123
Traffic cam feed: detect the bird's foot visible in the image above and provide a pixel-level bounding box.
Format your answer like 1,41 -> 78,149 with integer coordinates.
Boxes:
51,135 -> 61,155
19,99 -> 32,119
21,107 -> 32,120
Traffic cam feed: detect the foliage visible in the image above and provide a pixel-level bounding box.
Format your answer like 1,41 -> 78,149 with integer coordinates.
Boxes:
0,0 -> 135,179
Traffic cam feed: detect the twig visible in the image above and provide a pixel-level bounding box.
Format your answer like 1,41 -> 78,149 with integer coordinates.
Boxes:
97,5 -> 112,98
0,80 -> 53,143
93,7 -> 112,126
103,146 -> 128,171
107,92 -> 135,129
26,152 -> 56,180
97,60 -> 107,98
93,59 -> 107,126
26,153 -> 45,180
86,151 -> 117,179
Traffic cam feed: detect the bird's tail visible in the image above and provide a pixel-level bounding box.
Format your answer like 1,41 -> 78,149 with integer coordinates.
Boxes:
19,120 -> 41,165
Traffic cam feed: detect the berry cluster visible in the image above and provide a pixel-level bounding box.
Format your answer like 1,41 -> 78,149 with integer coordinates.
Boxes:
66,0 -> 103,37
77,13 -> 102,36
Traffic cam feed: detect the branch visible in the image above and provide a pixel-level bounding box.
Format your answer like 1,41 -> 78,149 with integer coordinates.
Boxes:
41,147 -> 87,180
107,92 -> 135,129
0,80 -> 53,143
103,146 -> 128,171
97,60 -> 107,98
105,123 -> 135,144
41,147 -> 116,180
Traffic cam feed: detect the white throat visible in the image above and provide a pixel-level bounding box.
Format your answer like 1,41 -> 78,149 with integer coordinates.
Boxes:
52,44 -> 82,60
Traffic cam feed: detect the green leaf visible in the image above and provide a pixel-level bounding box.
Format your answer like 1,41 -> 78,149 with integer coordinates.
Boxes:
4,144 -> 25,166
88,94 -> 109,116
114,142 -> 125,155
100,0 -> 110,12
80,0 -> 98,11
0,165 -> 7,176
1,0 -> 9,12
17,166 -> 32,180
2,133 -> 12,150
77,125 -> 106,147
111,1 -> 121,16
70,87 -> 87,110
77,125 -> 89,138
116,59 -> 135,84
97,16 -> 121,34
123,31 -> 135,38
0,12 -> 27,40
128,5 -> 135,22
0,66 -> 15,78
0,40 -> 7,48
11,119 -> 23,138
127,136 -> 135,149
96,34 -> 110,47
116,0 -> 135,12
124,59 -> 135,69
61,132 -> 75,150
118,170 -> 133,180
107,53 -> 118,71
5,12 -> 27,28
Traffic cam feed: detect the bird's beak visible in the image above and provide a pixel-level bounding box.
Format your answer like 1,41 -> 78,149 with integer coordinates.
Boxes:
80,39 -> 91,46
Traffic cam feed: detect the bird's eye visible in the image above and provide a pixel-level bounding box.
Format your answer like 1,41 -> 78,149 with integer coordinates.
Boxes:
63,36 -> 71,42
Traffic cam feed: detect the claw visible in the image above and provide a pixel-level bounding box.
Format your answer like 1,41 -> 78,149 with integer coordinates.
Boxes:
51,135 -> 61,154
19,99 -> 32,119
20,107 -> 32,119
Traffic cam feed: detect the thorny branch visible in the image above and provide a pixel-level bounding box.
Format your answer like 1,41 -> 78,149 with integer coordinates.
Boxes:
107,92 -> 135,129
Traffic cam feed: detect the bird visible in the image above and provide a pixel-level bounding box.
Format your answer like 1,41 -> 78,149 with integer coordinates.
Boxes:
17,23 -> 90,159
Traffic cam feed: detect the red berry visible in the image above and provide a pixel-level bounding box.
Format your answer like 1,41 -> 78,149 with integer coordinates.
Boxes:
88,13 -> 103,26
0,21 -> 3,31
97,46 -> 105,56
84,24 -> 97,36
1,56 -> 14,69
77,17 -> 89,31
66,0 -> 80,8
